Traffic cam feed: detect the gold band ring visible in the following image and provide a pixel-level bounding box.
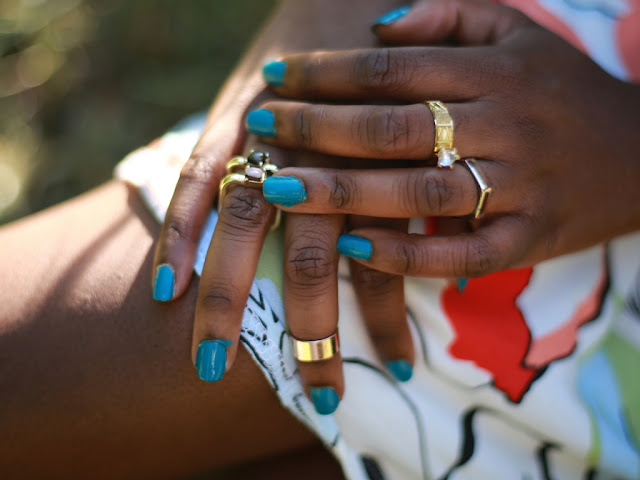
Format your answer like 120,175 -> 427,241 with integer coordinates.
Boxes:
464,159 -> 493,218
218,150 -> 281,229
425,100 -> 460,168
291,332 -> 340,363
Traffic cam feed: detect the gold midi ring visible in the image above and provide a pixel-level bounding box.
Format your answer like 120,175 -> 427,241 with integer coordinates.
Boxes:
291,332 -> 340,363
425,100 -> 460,168
218,150 -> 281,229
218,150 -> 279,207
464,159 -> 493,218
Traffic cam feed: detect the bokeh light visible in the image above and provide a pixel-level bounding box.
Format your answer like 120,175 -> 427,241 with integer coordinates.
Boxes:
0,0 -> 276,225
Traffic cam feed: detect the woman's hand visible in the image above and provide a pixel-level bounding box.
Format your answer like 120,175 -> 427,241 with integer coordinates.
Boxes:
248,0 -> 640,278
192,143 -> 414,415
149,0 -> 416,414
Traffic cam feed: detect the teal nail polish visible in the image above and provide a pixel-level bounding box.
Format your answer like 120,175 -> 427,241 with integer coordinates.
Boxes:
246,109 -> 276,137
310,387 -> 340,415
373,6 -> 410,26
263,177 -> 307,206
457,278 -> 468,292
195,339 -> 233,382
386,360 -> 413,382
153,264 -> 174,302
263,60 -> 286,86
337,234 -> 372,261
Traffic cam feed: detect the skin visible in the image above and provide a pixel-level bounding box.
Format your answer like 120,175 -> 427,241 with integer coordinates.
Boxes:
160,0 -> 640,410
153,0 -> 413,410
0,182 -> 343,479
256,0 -> 640,276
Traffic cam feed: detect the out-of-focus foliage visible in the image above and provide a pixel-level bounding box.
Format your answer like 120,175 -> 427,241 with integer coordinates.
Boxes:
0,0 -> 276,224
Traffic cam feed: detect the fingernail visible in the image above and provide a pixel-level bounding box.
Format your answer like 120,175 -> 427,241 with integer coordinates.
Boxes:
386,360 -> 413,382
246,109 -> 276,137
195,339 -> 233,382
263,176 -> 307,206
153,263 -> 174,302
373,6 -> 410,27
310,387 -> 340,415
263,60 -> 286,86
337,234 -> 372,261
457,278 -> 468,292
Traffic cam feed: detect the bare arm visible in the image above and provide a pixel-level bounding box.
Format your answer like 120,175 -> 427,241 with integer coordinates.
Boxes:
0,182 -> 336,479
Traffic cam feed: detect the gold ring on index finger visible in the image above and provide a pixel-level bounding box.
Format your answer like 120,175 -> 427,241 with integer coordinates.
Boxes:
425,101 -> 460,169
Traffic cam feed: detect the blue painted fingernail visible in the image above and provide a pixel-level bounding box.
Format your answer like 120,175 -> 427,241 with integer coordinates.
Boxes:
153,263 -> 174,302
373,6 -> 410,26
457,278 -> 468,292
337,234 -> 372,261
263,177 -> 307,206
195,339 -> 233,382
310,387 -> 340,415
386,360 -> 413,382
263,60 -> 286,86
246,109 -> 276,137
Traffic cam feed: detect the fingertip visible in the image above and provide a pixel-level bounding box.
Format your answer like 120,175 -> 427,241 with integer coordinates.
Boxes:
195,339 -> 233,382
337,234 -> 372,261
386,359 -> 413,382
309,386 -> 340,415
262,59 -> 286,87
371,5 -> 411,30
246,109 -> 276,137
153,263 -> 175,302
263,176 -> 307,207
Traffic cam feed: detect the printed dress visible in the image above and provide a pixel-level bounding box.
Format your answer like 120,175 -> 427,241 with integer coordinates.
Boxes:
115,1 -> 640,478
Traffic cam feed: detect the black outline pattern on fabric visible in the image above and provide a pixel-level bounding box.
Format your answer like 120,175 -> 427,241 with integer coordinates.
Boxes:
536,442 -> 560,480
361,455 -> 387,480
343,358 -> 431,480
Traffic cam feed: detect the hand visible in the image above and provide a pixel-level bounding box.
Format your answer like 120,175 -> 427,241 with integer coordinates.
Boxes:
149,0 -> 418,415
248,0 -> 640,278
193,143 -> 414,416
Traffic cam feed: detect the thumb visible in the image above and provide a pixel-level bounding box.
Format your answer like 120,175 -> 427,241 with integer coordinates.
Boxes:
372,0 -> 532,46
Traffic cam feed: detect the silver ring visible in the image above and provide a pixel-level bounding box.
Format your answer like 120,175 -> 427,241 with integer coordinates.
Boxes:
464,159 -> 492,218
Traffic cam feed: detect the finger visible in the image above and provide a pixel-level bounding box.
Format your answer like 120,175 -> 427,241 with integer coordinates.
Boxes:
348,216 -> 414,382
337,216 -> 535,278
152,117 -> 246,302
262,46 -> 493,102
372,0 -> 533,46
249,101 -> 496,161
192,178 -> 276,382
284,213 -> 345,415
263,163 -> 500,219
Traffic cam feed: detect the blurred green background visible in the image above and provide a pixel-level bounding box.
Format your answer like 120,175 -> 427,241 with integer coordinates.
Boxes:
0,0 -> 277,225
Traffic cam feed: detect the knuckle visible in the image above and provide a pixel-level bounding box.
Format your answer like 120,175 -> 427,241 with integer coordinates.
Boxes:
351,49 -> 411,93
163,212 -> 192,246
294,104 -> 318,148
458,236 -> 501,277
368,326 -> 404,351
356,106 -> 413,156
328,172 -> 358,210
179,153 -> 218,185
199,283 -> 240,315
492,50 -> 529,91
300,54 -> 322,96
352,265 -> 396,295
219,187 -> 271,234
285,231 -> 336,287
391,237 -> 425,275
407,172 -> 454,216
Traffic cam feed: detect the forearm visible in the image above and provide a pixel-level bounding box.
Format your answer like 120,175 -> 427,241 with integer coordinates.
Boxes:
0,182 -> 318,479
